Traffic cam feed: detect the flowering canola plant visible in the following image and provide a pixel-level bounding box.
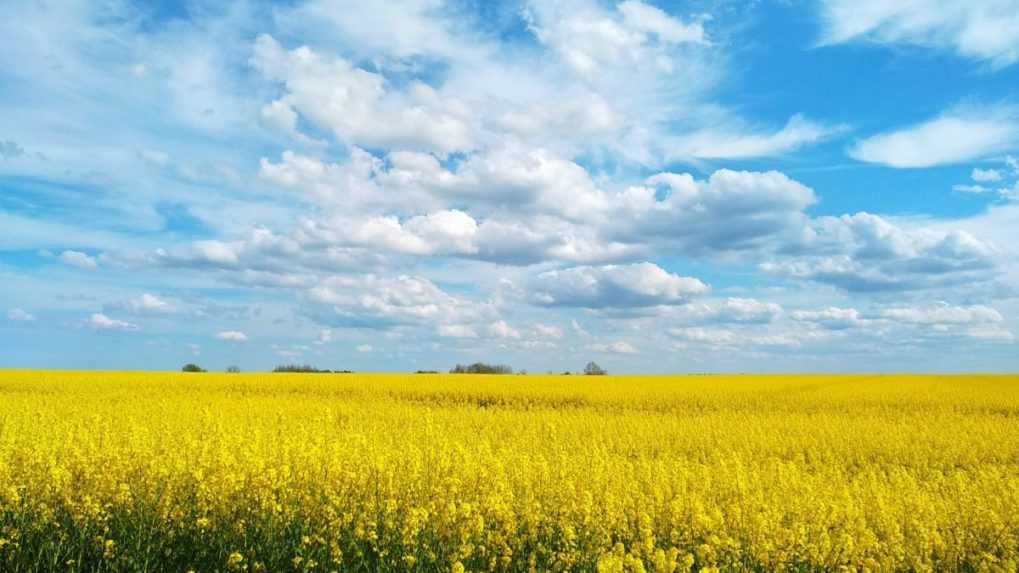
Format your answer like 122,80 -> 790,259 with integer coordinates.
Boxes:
0,370 -> 1017,572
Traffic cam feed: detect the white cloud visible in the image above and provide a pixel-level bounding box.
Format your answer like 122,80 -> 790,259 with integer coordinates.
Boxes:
530,262 -> 709,308
964,326 -> 1015,342
532,323 -> 564,339
88,313 -> 138,331
188,343 -> 201,357
216,330 -> 248,342
126,293 -> 174,314
305,274 -> 494,329
356,344 -> 373,353
791,307 -> 862,330
819,0 -> 1019,67
953,184 -> 992,194
618,169 -> 816,255
191,241 -> 242,266
667,114 -> 842,160
7,308 -> 35,322
571,319 -> 590,337
259,148 -> 386,206
437,324 -> 479,339
59,250 -> 98,269
849,107 -> 1019,167
589,340 -> 640,354
618,1 -> 705,44
669,298 -> 783,325
488,320 -> 521,339
972,168 -> 1003,182
762,212 -> 998,292
315,329 -> 333,345
274,0 -> 488,62
999,181 -> 1019,202
251,35 -> 474,154
878,303 -> 1003,325
526,0 -> 705,76
314,210 -> 480,257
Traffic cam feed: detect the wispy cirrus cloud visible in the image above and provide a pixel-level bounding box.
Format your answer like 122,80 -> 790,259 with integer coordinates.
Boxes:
849,106 -> 1019,168
818,0 -> 1019,67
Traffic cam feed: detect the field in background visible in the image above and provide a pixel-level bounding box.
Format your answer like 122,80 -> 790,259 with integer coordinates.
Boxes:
0,371 -> 1017,572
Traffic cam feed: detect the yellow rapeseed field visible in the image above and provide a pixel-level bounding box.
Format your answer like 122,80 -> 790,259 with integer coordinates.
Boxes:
0,370 -> 1017,572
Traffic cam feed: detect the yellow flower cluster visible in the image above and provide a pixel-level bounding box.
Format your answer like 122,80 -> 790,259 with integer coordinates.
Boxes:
0,370 -> 1017,572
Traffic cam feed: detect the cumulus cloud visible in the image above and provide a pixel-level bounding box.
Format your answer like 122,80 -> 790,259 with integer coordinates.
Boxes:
616,169 -> 816,255
530,262 -> 709,308
955,156 -> 1019,201
762,212 -> 998,292
437,324 -> 479,339
305,274 -> 494,329
251,35 -> 474,154
667,326 -> 810,350
126,293 -> 175,314
59,250 -> 98,269
791,307 -> 862,330
668,298 -> 783,325
818,0 -> 1019,67
787,302 -> 1014,345
526,0 -> 705,76
7,308 -> 35,321
308,210 -> 480,256
216,330 -> 248,342
878,303 -> 1003,325
532,323 -> 564,339
487,320 -> 521,339
258,148 -> 387,206
88,313 -> 138,331
264,144 -> 613,219
355,344 -> 373,353
849,107 -> 1019,167
149,227 -> 381,279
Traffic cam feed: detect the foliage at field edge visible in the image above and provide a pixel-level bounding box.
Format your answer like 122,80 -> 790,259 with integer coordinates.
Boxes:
1,371 -> 1018,572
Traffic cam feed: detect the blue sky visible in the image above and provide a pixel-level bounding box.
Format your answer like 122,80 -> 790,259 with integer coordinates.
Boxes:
2,0 -> 1019,373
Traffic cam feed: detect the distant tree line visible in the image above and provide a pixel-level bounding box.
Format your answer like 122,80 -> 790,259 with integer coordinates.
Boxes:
178,360 -> 606,376
450,362 -> 514,374
447,361 -> 607,375
181,363 -> 353,373
273,364 -> 351,373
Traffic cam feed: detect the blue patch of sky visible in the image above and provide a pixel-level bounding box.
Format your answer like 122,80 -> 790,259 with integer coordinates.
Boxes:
0,175 -> 140,229
154,202 -> 215,238
450,0 -> 534,44
680,0 -> 1019,219
0,251 -> 54,270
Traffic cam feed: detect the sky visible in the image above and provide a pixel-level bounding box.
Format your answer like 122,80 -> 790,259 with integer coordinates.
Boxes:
2,0 -> 1019,373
